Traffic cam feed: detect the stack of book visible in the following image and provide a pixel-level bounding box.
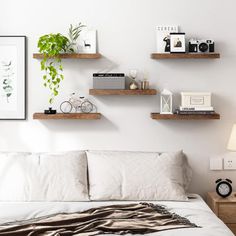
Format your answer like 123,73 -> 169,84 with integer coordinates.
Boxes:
175,92 -> 215,115
175,106 -> 215,115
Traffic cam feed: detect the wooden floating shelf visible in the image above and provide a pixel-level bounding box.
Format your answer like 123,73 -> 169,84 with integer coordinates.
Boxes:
151,53 -> 220,59
33,113 -> 102,120
89,89 -> 157,95
33,53 -> 101,59
151,113 -> 220,120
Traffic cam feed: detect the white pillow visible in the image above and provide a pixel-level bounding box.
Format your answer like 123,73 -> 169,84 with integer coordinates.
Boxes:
0,152 -> 33,201
0,151 -> 89,201
87,150 -> 190,201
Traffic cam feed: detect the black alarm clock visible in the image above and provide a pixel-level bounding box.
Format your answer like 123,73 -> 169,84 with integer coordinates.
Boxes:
215,179 -> 232,198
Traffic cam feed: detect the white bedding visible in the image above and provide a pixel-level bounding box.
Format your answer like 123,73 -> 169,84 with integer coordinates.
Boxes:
0,194 -> 233,236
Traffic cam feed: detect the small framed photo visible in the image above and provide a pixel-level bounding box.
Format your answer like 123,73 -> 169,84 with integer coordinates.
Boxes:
170,33 -> 186,53
0,36 -> 26,120
78,29 -> 97,54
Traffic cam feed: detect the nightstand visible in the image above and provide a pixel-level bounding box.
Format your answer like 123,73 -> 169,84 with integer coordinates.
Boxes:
207,192 -> 236,235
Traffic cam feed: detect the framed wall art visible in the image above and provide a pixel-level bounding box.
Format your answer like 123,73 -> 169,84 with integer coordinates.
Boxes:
78,29 -> 97,54
170,33 -> 186,53
0,36 -> 26,120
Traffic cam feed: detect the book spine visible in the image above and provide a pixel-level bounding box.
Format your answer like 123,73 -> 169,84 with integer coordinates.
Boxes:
179,106 -> 214,111
175,110 -> 215,115
93,73 -> 125,77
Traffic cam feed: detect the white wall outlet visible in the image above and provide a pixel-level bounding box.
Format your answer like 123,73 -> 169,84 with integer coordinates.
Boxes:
210,157 -> 223,170
224,157 -> 236,170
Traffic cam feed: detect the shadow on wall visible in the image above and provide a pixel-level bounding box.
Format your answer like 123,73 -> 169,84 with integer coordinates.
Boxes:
153,56 -> 221,72
93,95 -> 158,108
35,115 -> 118,133
0,122 -> 30,151
184,152 -> 212,198
63,56 -> 119,75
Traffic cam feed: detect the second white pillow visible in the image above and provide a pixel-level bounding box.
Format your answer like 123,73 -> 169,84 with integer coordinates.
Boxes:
87,150 -> 189,201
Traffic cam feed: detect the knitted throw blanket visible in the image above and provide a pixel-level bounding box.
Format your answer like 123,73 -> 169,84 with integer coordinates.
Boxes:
0,203 -> 199,235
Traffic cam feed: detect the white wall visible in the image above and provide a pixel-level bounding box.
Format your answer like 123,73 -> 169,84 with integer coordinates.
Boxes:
0,0 -> 236,197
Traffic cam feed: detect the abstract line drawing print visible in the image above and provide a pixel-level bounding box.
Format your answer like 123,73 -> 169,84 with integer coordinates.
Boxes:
0,44 -> 17,112
1,60 -> 14,103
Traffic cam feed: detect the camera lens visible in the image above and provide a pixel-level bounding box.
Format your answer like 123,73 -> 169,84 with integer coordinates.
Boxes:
199,43 -> 208,52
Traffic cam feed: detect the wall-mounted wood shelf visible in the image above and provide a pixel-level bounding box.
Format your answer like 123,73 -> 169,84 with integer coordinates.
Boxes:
151,53 -> 220,59
151,113 -> 220,120
33,53 -> 101,59
33,113 -> 101,120
89,89 -> 157,95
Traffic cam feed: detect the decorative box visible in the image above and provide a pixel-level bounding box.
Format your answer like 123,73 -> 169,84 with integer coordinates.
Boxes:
181,92 -> 211,107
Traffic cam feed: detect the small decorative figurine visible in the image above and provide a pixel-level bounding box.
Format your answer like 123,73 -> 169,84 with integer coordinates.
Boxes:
60,93 -> 97,114
160,89 -> 173,114
44,107 -> 57,115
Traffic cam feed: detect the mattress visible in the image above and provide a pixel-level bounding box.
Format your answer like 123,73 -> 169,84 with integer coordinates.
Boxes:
0,194 -> 233,236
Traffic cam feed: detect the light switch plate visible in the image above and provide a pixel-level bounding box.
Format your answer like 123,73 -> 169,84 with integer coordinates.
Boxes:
210,157 -> 223,170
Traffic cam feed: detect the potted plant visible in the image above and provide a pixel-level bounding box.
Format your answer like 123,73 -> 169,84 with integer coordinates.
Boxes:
37,23 -> 85,114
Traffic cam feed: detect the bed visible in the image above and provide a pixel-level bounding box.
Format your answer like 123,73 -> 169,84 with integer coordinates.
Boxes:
0,194 -> 233,235
0,150 -> 233,235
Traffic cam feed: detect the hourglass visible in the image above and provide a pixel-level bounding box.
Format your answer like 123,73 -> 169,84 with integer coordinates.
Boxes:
129,69 -> 139,90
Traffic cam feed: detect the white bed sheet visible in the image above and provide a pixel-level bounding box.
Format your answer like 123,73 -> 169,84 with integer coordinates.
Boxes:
0,194 -> 233,236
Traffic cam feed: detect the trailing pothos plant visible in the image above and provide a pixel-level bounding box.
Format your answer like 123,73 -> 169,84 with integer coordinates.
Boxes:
38,33 -> 68,104
38,23 -> 85,104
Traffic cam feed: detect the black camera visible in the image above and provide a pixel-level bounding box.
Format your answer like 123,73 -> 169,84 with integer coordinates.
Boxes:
189,39 -> 214,53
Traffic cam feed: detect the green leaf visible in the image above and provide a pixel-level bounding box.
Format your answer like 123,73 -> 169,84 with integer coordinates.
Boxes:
53,89 -> 58,96
67,22 -> 86,52
37,32 -> 72,104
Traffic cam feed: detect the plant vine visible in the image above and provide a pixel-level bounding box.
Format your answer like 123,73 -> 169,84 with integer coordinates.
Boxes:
38,23 -> 85,105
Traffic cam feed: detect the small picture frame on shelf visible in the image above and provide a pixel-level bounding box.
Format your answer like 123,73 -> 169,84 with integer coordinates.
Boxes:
78,29 -> 97,54
170,33 -> 186,53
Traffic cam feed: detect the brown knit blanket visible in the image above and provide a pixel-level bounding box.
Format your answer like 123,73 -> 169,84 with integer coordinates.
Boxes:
0,203 -> 199,235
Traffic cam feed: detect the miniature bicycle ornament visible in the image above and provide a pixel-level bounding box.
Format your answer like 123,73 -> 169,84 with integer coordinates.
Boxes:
60,93 -> 97,114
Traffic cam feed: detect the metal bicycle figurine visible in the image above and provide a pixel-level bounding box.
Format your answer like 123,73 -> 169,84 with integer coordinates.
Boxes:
60,93 -> 97,114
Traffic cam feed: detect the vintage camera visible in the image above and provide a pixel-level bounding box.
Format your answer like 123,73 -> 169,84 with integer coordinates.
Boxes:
189,39 -> 214,53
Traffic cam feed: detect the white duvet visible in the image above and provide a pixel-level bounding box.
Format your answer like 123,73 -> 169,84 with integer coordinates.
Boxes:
0,194 -> 233,236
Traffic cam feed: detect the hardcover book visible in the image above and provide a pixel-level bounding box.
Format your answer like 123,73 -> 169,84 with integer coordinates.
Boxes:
93,73 -> 125,77
175,109 -> 215,115
179,106 -> 214,111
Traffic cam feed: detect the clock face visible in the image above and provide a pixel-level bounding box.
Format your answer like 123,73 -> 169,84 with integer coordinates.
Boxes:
218,183 -> 230,195
216,179 -> 233,198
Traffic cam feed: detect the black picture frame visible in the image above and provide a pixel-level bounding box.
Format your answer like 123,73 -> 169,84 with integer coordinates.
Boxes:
0,36 -> 27,120
170,32 -> 186,53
